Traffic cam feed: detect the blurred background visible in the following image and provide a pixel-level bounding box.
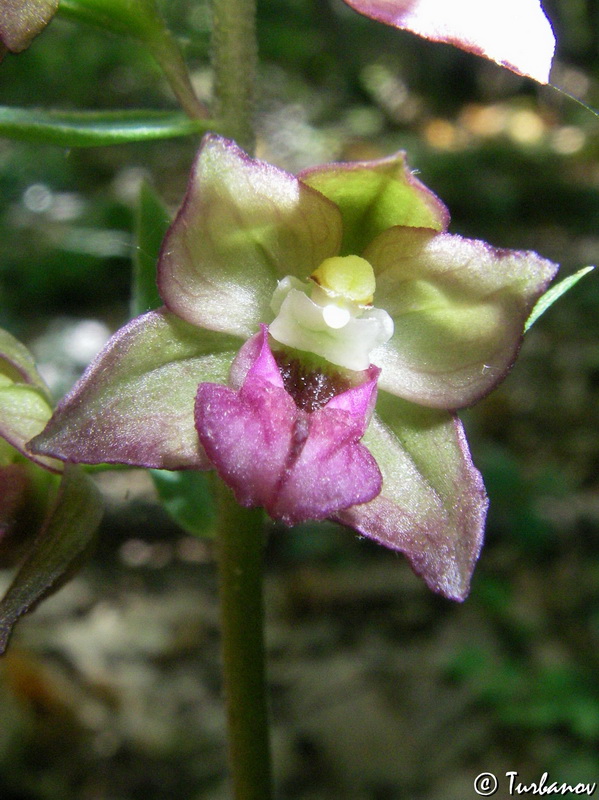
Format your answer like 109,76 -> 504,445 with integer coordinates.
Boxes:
0,0 -> 598,797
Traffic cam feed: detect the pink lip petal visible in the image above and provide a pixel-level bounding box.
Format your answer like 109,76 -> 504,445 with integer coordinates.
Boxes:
195,328 -> 382,525
271,405 -> 382,525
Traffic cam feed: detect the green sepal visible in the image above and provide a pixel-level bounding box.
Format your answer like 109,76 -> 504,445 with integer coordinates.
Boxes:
0,107 -> 211,147
0,464 -> 103,654
0,327 -> 51,398
299,151 -> 450,256
132,183 -> 217,539
158,134 -> 343,337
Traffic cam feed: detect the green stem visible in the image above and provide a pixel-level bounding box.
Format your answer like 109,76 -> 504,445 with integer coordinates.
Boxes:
215,479 -> 272,800
209,0 -> 258,152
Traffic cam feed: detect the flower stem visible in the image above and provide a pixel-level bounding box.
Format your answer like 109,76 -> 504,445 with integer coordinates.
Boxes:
215,479 -> 272,799
209,0 -> 257,152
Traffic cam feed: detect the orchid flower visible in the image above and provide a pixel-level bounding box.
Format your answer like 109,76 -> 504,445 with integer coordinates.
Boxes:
341,0 -> 556,84
29,134 -> 557,600
0,0 -> 58,60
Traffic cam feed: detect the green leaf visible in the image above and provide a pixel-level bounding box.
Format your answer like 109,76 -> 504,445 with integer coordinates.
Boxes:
0,107 -> 212,147
524,266 -> 595,332
151,470 -> 216,538
132,182 -> 170,317
0,465 -> 102,654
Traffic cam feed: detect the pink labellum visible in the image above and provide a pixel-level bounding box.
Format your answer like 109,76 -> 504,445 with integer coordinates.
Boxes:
195,327 -> 382,526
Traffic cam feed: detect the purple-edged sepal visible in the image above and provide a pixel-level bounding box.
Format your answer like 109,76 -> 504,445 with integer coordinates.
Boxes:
338,391 -> 488,600
366,228 -> 558,409
29,308 -> 242,470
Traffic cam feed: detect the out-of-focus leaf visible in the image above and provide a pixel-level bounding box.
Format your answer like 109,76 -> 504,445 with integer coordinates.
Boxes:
151,470 -> 216,538
0,107 -> 212,147
58,0 -> 163,41
524,266 -> 595,332
132,182 -> 170,317
0,465 -> 103,654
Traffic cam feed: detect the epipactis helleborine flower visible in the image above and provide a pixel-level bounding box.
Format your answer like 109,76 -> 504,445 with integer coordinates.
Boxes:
29,134 -> 558,600
340,0 -> 555,83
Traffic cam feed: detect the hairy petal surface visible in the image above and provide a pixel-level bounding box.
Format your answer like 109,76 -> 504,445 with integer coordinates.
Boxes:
195,328 -> 382,525
341,0 -> 555,83
299,151 -> 449,256
365,227 -> 558,408
159,134 -> 343,337
29,308 -> 241,469
0,0 -> 58,56
338,392 -> 487,600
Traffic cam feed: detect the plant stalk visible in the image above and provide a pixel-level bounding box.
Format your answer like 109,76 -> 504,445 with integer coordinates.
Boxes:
209,0 -> 258,151
215,479 -> 272,800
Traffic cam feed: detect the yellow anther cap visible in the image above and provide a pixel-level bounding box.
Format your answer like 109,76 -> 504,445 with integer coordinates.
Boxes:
310,255 -> 376,305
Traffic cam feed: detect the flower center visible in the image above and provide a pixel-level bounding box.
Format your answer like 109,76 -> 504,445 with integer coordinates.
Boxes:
310,255 -> 376,305
273,350 -> 351,413
269,255 -> 393,372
